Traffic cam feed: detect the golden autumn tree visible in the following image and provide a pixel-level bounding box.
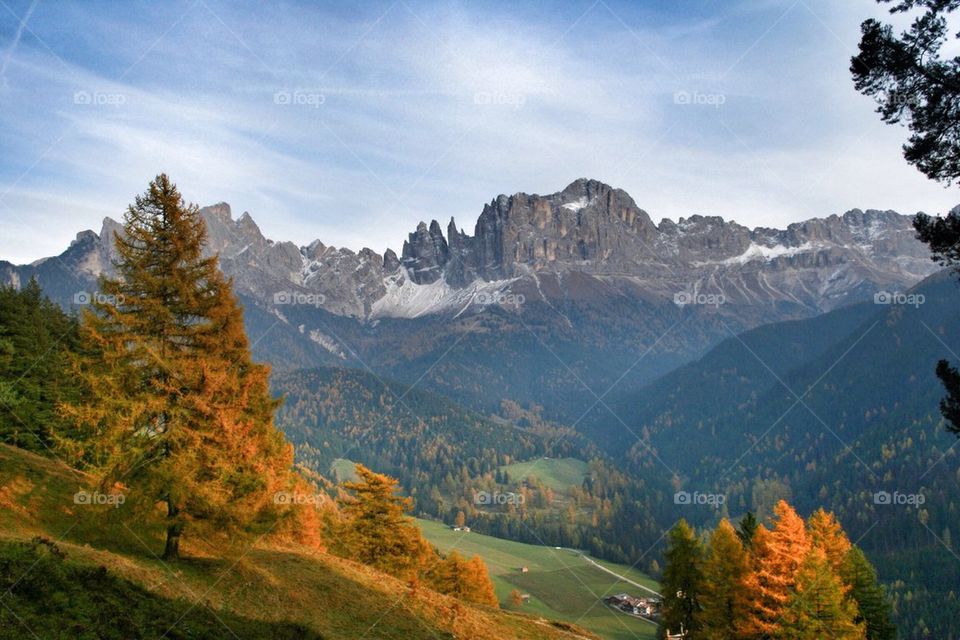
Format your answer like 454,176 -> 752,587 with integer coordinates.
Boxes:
426,551 -> 499,607
696,519 -> 751,640
807,508 -> 851,575
683,504 -> 891,640
61,174 -> 297,559
335,463 -> 433,579
336,464 -> 500,606
779,548 -> 865,640
739,500 -> 810,638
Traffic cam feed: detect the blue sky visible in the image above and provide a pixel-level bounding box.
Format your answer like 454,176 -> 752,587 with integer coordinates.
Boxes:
0,0 -> 957,264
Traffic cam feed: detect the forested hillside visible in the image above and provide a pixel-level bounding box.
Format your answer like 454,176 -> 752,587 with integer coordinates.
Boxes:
613,272 -> 960,638
273,366 -> 673,567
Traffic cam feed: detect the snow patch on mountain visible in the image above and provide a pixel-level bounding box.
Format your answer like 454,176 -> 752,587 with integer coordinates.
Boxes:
370,270 -> 521,319
720,241 -> 816,265
561,197 -> 589,212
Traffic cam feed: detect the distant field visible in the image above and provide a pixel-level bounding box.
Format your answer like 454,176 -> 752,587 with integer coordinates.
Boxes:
417,518 -> 658,640
498,458 -> 589,492
330,458 -> 360,482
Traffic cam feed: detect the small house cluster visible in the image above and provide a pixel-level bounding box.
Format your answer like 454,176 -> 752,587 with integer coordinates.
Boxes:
603,593 -> 662,619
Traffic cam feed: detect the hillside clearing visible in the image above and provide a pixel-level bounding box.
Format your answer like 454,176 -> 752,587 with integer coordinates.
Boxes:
417,518 -> 658,640
499,458 -> 589,492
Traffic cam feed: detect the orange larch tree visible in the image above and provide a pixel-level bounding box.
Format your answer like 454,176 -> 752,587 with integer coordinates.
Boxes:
62,174 -> 299,559
738,500 -> 810,638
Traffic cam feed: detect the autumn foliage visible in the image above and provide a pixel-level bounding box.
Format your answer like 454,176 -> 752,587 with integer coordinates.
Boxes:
739,501 -> 810,637
46,174 -> 497,613
60,175 -> 308,559
334,463 -> 498,607
662,500 -> 895,640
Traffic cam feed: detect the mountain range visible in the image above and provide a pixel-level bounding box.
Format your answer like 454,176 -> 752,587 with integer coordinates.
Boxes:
5,178 -> 937,316
0,179 -> 945,427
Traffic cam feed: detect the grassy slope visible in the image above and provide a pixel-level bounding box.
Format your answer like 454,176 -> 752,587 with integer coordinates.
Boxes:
0,444 -> 596,640
330,457 -> 360,482
499,458 -> 589,492
0,538 -> 324,639
417,518 -> 659,640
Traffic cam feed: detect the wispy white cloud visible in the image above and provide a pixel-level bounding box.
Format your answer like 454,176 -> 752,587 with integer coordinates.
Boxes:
0,0 -> 956,265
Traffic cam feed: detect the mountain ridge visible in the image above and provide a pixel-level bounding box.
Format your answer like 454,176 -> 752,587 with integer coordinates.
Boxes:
0,178 -> 943,322
1,179 -> 949,430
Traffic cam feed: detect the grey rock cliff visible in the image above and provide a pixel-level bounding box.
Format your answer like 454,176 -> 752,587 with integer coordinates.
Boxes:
0,179 -> 945,320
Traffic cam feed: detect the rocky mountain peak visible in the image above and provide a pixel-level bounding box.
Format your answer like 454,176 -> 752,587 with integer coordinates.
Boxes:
447,218 -> 465,247
397,179 -> 665,285
401,219 -> 449,284
205,201 -> 232,216
304,239 -> 326,261
559,177 -> 613,201
383,248 -> 400,273
71,230 -> 99,248
0,179 -> 948,322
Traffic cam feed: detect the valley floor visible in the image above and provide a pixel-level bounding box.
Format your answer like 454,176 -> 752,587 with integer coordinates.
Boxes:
417,518 -> 659,640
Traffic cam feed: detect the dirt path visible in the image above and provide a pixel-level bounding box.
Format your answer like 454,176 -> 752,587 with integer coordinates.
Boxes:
578,554 -> 661,597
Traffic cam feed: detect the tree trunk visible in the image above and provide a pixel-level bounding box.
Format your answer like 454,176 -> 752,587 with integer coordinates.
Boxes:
162,499 -> 183,560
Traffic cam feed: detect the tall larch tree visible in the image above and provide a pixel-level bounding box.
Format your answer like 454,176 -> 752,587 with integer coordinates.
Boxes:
779,548 -> 865,640
696,518 -> 750,640
661,519 -> 704,639
807,508 -> 852,574
61,174 -> 295,559
739,500 -> 810,638
462,555 -> 499,607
